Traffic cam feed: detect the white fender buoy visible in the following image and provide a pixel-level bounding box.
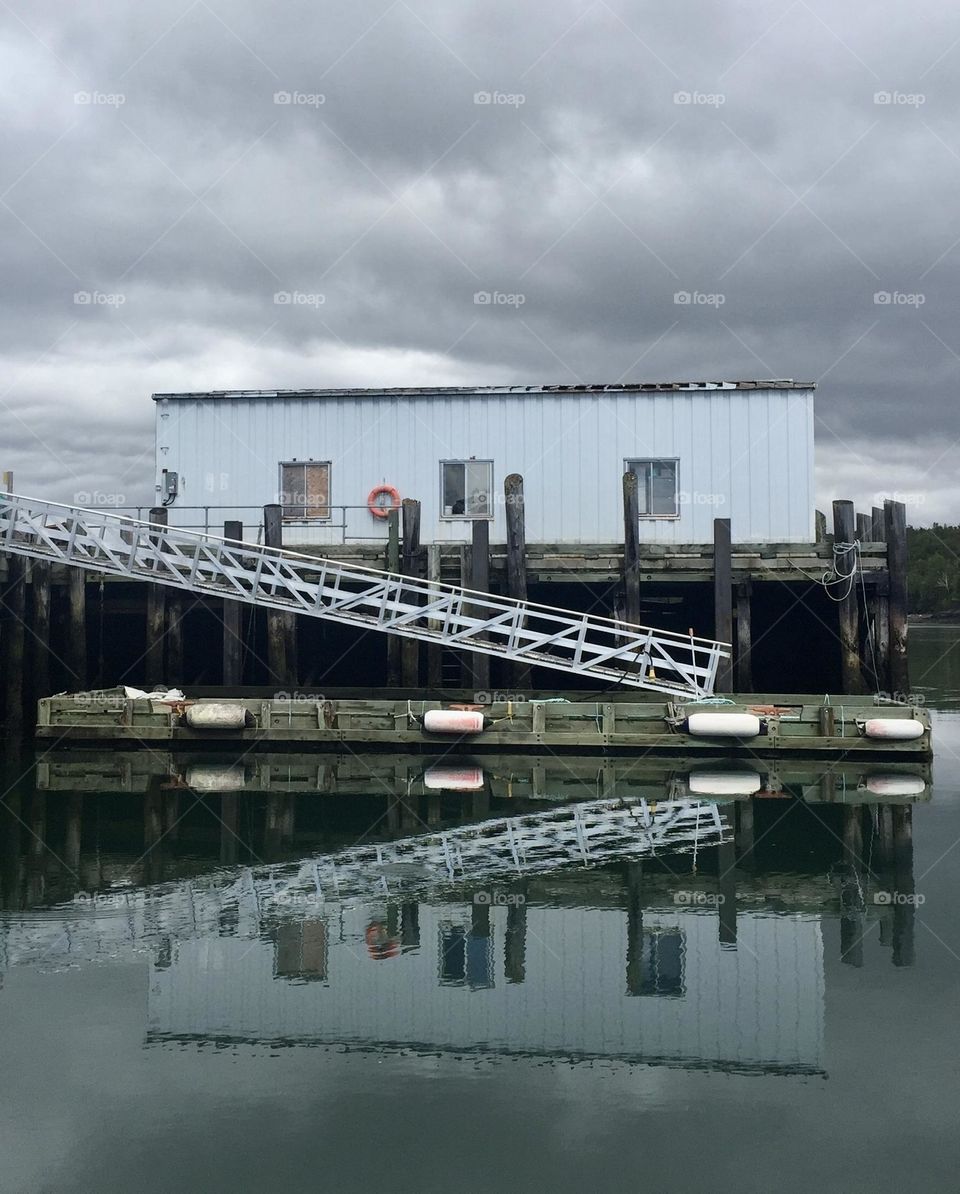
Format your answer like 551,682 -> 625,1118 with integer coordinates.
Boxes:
688,771 -> 762,796
862,718 -> 925,741
864,774 -> 927,797
422,709 -> 485,735
185,703 -> 247,730
423,765 -> 485,791
686,712 -> 761,738
186,764 -> 249,791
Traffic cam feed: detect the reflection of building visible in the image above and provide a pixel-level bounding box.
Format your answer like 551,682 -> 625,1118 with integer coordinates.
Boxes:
146,901 -> 824,1075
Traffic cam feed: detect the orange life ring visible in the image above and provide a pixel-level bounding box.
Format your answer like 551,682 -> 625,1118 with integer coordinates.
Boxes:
367,484 -> 401,518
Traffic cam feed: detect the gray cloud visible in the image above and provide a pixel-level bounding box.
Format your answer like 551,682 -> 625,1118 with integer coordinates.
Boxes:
2,0 -> 959,518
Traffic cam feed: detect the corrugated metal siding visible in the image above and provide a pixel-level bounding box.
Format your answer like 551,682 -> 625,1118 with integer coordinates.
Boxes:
155,388 -> 815,544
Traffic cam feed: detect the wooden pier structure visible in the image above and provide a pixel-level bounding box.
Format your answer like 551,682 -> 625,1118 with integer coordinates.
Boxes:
1,479 -> 913,734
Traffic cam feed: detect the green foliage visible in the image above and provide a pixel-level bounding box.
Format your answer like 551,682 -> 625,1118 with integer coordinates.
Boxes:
907,525 -> 960,614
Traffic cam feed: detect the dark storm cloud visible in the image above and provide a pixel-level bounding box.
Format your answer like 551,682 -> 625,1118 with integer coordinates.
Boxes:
2,0 -> 960,516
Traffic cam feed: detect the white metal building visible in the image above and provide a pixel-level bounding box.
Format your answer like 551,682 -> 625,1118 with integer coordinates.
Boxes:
152,381 -> 816,545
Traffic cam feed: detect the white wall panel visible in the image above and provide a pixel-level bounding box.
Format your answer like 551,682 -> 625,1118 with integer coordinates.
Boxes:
155,388 -> 816,545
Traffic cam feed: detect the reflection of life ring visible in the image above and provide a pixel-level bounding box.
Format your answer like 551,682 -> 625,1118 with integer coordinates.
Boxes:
367,485 -> 401,518
365,921 -> 400,960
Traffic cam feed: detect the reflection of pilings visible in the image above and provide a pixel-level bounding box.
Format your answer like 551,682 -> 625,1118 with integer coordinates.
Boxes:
873,805 -> 895,946
281,794 -> 296,843
0,793 -> 23,910
471,785 -> 491,820
63,793 -> 83,895
25,789 -> 47,907
401,902 -> 420,952
163,792 -> 180,843
220,794 -> 239,865
427,794 -> 441,826
840,805 -> 864,968
143,784 -> 165,884
471,895 -> 491,938
892,806 -> 916,967
625,862 -> 644,996
735,800 -> 755,868
264,793 -> 288,860
717,839 -> 737,947
505,881 -> 528,984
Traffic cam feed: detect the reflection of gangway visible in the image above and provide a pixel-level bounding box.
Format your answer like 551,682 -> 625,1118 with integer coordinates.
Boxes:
0,492 -> 728,696
0,797 -> 727,968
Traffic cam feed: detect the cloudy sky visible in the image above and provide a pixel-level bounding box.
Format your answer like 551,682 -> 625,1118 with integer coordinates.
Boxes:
1,0 -> 958,522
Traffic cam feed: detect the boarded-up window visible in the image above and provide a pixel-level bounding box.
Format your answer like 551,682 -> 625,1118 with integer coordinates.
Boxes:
626,459 -> 679,517
440,460 -> 493,518
279,461 -> 330,520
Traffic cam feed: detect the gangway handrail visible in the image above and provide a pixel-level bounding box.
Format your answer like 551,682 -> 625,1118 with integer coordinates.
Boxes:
0,492 -> 730,696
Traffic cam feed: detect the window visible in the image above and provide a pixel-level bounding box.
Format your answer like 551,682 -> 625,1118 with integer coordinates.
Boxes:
440,459 -> 493,519
279,461 -> 330,520
626,458 -> 679,518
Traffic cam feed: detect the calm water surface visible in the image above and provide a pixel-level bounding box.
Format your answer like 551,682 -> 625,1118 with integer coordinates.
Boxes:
2,626 -> 959,1193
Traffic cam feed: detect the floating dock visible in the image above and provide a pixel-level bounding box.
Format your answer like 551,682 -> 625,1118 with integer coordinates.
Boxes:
36,687 -> 932,758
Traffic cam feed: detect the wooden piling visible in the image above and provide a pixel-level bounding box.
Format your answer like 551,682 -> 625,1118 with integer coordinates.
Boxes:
884,499 -> 909,696
263,505 -> 298,687
832,500 -> 865,694
67,569 -> 87,691
503,473 -> 531,690
469,517 -> 491,693
30,561 -> 52,703
386,508 -> 401,686
735,582 -> 753,692
166,595 -> 184,686
1,553 -> 26,733
425,544 -> 443,688
815,509 -> 827,542
713,517 -> 733,693
855,511 -> 872,542
622,471 -> 641,630
401,498 -> 422,688
145,507 -> 168,686
222,520 -> 243,686
870,505 -> 890,693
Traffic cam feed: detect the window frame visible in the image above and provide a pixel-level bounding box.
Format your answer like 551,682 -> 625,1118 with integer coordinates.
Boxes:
624,457 -> 681,520
439,458 -> 495,521
278,460 -> 332,523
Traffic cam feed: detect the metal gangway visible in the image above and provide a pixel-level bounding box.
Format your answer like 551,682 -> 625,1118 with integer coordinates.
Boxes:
0,492 -> 728,696
0,796 -> 728,969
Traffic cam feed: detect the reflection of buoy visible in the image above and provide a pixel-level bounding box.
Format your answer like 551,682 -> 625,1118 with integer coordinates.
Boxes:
365,921 -> 400,960
423,709 -> 485,735
864,774 -> 927,796
423,765 -> 485,791
688,771 -> 762,796
686,712 -> 761,738
185,764 -> 249,791
185,703 -> 246,730
862,718 -> 925,741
